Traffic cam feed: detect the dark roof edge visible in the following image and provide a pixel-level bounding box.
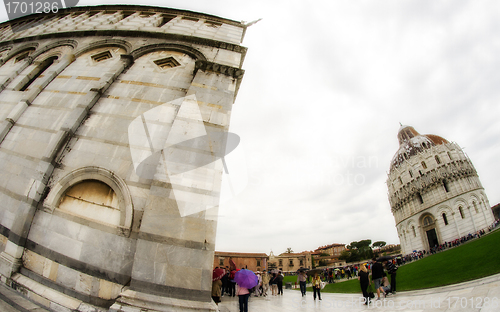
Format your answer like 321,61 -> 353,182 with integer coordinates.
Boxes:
0,4 -> 245,28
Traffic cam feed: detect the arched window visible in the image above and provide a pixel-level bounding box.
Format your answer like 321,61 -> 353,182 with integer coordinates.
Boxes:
442,213 -> 448,225
398,177 -> 403,185
417,193 -> 424,204
421,161 -> 427,169
473,202 -> 478,213
435,155 -> 441,165
412,226 -> 416,237
59,179 -> 121,227
447,151 -> 452,160
459,206 -> 465,219
46,167 -> 133,236
443,180 -> 450,192
423,216 -> 433,226
19,56 -> 58,91
409,170 -> 413,178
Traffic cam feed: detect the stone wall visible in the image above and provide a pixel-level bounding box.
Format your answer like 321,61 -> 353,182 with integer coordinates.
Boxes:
0,5 -> 247,312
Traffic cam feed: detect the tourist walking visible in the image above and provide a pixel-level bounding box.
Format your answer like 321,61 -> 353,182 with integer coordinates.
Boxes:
254,272 -> 262,297
277,271 -> 284,295
371,258 -> 384,300
298,270 -> 307,296
358,264 -> 370,305
312,273 -> 322,300
384,259 -> 398,294
237,285 -> 250,312
261,271 -> 270,296
221,270 -> 229,296
270,272 -> 278,296
212,278 -> 222,305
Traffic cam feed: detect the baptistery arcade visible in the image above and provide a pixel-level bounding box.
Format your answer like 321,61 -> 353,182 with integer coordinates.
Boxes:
0,5 -> 247,312
387,126 -> 494,255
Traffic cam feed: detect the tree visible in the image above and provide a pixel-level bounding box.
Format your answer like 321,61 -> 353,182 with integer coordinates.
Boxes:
373,241 -> 387,248
339,249 -> 351,261
349,239 -> 373,260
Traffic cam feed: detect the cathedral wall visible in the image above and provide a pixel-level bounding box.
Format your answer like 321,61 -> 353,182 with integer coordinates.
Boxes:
0,5 -> 247,312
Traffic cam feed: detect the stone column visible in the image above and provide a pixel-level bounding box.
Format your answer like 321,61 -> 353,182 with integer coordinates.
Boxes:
0,55 -> 32,92
468,206 -> 477,233
452,212 -> 461,238
0,53 -> 75,144
111,61 -> 243,312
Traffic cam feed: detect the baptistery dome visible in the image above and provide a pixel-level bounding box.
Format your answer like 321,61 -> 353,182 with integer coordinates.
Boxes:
387,126 -> 494,255
390,125 -> 449,171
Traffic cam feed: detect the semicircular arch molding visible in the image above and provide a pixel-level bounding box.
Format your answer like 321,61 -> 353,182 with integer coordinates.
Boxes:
45,167 -> 133,237
0,45 -> 12,55
406,218 -> 417,229
419,212 -> 436,226
453,197 -> 469,209
4,43 -> 39,63
469,193 -> 480,203
436,205 -> 453,215
31,40 -> 78,60
74,39 -> 132,58
130,43 -> 207,61
32,45 -> 75,64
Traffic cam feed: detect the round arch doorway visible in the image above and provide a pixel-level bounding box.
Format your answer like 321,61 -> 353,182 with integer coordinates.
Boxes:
421,214 -> 439,250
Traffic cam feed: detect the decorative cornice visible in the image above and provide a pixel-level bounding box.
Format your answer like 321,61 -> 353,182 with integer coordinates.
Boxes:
194,60 -> 244,79
389,160 -> 478,211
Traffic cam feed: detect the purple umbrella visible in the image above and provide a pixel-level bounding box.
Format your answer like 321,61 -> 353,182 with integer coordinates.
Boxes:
234,269 -> 258,289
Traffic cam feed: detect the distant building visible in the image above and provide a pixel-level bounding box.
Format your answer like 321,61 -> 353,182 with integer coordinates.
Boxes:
387,125 -> 495,255
214,252 -> 269,272
491,203 -> 500,220
315,243 -> 346,257
268,251 -> 313,272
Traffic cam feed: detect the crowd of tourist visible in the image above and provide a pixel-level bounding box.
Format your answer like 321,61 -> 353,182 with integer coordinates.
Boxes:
399,220 -> 500,262
212,219 -> 500,310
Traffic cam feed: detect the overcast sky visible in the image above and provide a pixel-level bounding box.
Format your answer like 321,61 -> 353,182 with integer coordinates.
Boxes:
1,1 -> 499,255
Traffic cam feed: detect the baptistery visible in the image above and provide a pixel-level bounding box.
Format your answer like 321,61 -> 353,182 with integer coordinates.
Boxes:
387,126 -> 494,255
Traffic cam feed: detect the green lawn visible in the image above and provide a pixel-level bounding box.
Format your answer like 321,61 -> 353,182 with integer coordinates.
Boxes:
307,229 -> 500,293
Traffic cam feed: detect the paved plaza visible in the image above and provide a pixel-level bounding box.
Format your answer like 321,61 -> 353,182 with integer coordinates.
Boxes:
218,273 -> 500,312
0,273 -> 499,311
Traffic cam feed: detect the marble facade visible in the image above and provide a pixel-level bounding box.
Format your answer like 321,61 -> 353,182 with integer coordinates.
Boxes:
0,5 -> 247,311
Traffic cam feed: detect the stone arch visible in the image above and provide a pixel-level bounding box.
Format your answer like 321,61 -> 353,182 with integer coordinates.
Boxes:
406,219 -> 418,238
31,40 -> 78,60
0,46 -> 12,63
437,205 -> 452,226
419,212 -> 439,250
4,43 -> 39,63
454,198 -> 468,219
74,39 -> 132,58
470,194 -> 481,213
130,43 -> 207,61
45,167 -> 133,237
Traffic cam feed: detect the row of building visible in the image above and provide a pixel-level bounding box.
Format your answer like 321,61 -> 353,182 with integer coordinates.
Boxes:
213,243 -> 351,272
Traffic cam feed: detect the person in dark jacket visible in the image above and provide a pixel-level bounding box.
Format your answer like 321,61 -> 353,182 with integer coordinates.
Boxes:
358,264 -> 370,305
384,259 -> 398,294
371,258 -> 384,300
276,271 -> 284,295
